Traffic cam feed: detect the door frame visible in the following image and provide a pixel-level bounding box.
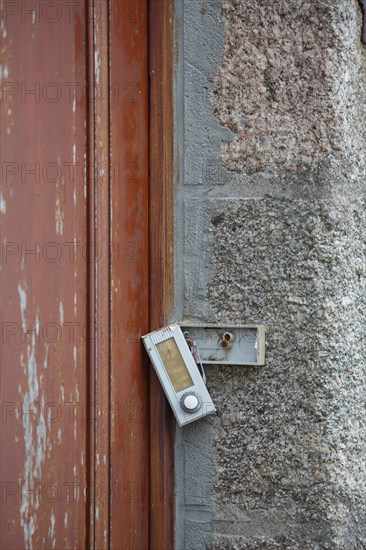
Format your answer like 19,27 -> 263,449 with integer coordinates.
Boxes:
149,0 -> 175,548
87,0 -> 175,548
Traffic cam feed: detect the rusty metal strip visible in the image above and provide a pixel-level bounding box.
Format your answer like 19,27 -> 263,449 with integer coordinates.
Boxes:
149,0 -> 175,548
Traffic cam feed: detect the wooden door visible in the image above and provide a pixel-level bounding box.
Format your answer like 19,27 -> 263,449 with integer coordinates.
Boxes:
1,1 -> 90,547
0,1 -> 174,548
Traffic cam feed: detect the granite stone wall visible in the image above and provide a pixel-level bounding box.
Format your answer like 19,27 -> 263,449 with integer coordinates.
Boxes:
174,1 -> 366,549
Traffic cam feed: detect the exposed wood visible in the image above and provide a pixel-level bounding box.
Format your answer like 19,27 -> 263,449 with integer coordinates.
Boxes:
149,0 -> 175,548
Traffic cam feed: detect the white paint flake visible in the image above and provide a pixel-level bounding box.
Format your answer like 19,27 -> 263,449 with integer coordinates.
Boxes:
18,287 -> 48,549
55,196 -> 64,235
59,301 -> 64,324
49,512 -> 56,548
0,192 -> 7,214
18,285 -> 27,325
84,152 -> 87,198
43,344 -> 49,369
94,51 -> 101,85
0,64 -> 9,79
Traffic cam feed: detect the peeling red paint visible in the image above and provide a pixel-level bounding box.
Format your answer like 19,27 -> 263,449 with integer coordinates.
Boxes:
1,3 -> 88,548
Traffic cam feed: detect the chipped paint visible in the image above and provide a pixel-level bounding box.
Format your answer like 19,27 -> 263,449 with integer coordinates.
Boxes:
0,191 -> 7,214
18,287 -> 49,550
0,63 -> 9,79
18,285 -> 27,326
59,300 -> 64,324
83,152 -> 87,198
43,344 -> 48,369
55,196 -> 64,235
1,3 -> 94,546
2,1 -> 151,546
49,512 -> 56,548
94,50 -> 101,85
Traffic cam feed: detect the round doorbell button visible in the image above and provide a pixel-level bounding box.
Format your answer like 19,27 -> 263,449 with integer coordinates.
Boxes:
180,392 -> 202,413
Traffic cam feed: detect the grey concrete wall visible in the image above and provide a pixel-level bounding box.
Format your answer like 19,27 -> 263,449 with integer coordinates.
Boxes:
173,1 -> 366,549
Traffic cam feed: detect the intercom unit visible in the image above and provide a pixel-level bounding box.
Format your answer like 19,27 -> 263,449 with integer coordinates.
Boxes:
142,324 -> 216,427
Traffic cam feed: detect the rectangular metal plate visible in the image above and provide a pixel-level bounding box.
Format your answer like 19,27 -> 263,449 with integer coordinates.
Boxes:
156,338 -> 194,392
180,324 -> 265,366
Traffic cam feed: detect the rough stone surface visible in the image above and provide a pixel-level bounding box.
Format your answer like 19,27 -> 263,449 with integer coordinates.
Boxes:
174,1 -> 366,549
207,198 -> 366,549
212,0 -> 366,177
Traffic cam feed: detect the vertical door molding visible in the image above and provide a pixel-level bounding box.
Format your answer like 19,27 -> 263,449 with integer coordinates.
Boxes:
87,1 -> 150,548
86,1 -> 111,548
109,1 -> 150,548
149,0 -> 175,548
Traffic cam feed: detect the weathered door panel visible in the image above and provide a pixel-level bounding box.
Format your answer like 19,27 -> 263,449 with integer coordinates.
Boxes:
1,2 -> 88,549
